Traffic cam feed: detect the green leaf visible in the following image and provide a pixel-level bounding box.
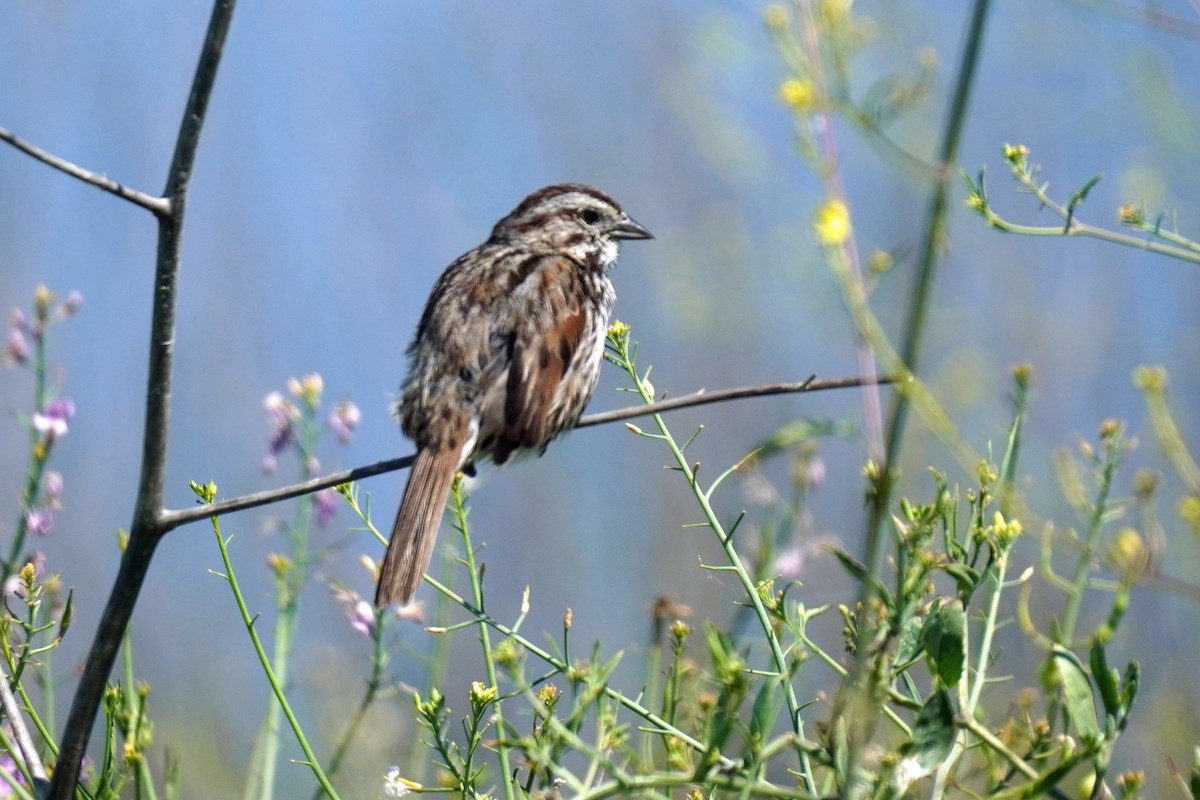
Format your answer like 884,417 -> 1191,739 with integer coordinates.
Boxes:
1089,640 -> 1120,719
831,548 -> 868,582
922,600 -> 966,688
748,679 -> 778,746
1069,174 -> 1103,210
1120,660 -> 1140,721
941,563 -> 980,596
894,614 -> 925,666
1049,645 -> 1100,740
57,588 -> 74,641
905,688 -> 956,770
830,549 -> 893,608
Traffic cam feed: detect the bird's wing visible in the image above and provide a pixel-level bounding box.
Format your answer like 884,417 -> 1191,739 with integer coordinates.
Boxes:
480,254 -> 591,463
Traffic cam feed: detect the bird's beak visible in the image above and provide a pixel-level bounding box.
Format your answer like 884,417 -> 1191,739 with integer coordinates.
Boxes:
610,215 -> 654,240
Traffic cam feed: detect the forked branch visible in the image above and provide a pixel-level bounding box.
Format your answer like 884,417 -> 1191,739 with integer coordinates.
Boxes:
39,1 -> 240,796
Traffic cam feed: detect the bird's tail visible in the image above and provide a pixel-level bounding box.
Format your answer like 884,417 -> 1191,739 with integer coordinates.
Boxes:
375,447 -> 461,607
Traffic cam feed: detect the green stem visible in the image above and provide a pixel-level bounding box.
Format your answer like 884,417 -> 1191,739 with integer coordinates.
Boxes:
421,574 -> 728,767
930,549 -> 1009,799
211,510 -> 340,799
449,480 -> 516,800
249,418 -> 318,800
5,330 -> 51,584
122,628 -> 158,800
988,169 -> 1200,265
311,607 -> 386,800
611,336 -> 817,793
876,0 -> 993,531
247,495 -> 309,800
1060,439 -> 1120,643
0,724 -> 38,800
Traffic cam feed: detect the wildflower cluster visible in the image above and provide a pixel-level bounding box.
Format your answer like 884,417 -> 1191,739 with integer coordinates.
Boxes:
261,373 -> 360,526
3,285 -> 83,582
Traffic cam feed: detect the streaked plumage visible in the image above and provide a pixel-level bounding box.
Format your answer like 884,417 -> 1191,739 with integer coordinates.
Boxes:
376,184 -> 652,607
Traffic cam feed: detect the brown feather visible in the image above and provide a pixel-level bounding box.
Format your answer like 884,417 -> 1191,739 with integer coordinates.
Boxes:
495,265 -> 587,457
375,447 -> 462,607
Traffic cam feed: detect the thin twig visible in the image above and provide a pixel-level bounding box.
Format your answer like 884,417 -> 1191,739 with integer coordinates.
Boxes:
0,125 -> 170,217
575,373 -> 885,427
157,373 -> 894,529
49,2 -> 239,796
0,669 -> 48,786
1064,0 -> 1200,39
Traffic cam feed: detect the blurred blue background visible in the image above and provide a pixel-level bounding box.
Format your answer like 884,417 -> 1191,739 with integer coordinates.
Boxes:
3,0 -> 1200,795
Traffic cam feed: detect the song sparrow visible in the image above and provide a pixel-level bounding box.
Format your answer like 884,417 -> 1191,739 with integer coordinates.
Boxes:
375,184 -> 653,607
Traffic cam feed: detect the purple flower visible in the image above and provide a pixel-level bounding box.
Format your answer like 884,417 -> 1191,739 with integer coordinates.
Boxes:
57,290 -> 84,319
772,535 -> 837,581
314,487 -> 338,526
330,586 -> 376,638
0,753 -> 26,797
348,599 -> 376,637
328,400 -> 361,443
804,457 -> 826,491
1,576 -> 22,600
25,508 -> 55,537
33,397 -> 76,438
262,391 -> 300,470
263,391 -> 299,431
267,426 -> 294,458
43,471 -> 64,507
4,327 -> 27,367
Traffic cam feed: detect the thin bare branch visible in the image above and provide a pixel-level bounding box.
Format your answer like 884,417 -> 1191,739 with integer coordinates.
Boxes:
50,1 -> 239,796
0,668 -> 48,788
1064,0 -> 1200,39
162,455 -> 415,529
158,373 -> 895,529
574,373 -> 887,428
0,125 -> 170,216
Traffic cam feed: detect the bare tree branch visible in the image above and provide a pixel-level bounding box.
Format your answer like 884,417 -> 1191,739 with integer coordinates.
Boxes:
577,373 -> 891,427
158,373 -> 894,529
0,668 -> 48,790
0,125 -> 170,216
49,1 -> 239,795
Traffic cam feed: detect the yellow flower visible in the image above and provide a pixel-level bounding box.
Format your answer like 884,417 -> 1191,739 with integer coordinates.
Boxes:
867,249 -> 893,275
288,372 -> 324,409
34,284 -> 54,318
764,4 -> 788,30
469,681 -> 497,705
778,78 -> 816,112
1179,495 -> 1200,534
1118,202 -> 1145,226
817,0 -> 853,27
814,197 -> 852,245
1132,364 -> 1166,392
1108,527 -> 1147,581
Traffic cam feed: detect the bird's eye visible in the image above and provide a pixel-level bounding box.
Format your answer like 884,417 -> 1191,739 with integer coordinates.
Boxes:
580,208 -> 601,225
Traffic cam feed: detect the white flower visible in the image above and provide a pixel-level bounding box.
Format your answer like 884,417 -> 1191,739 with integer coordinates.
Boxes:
381,766 -> 416,797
